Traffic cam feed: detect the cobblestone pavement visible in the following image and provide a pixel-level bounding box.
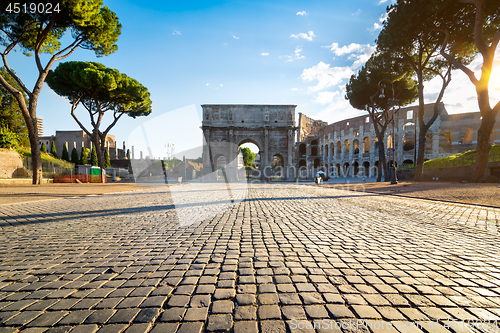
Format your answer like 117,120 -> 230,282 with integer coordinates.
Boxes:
0,183 -> 499,333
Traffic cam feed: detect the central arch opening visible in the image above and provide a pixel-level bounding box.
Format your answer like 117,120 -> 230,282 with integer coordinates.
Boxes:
239,139 -> 260,180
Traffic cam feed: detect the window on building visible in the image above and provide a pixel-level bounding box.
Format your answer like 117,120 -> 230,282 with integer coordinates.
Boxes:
365,117 -> 369,123
407,110 -> 413,119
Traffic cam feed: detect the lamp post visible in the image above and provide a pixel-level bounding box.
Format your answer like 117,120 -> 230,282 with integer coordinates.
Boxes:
377,79 -> 400,184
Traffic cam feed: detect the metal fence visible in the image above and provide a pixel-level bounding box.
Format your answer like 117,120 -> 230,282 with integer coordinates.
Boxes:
23,156 -> 75,179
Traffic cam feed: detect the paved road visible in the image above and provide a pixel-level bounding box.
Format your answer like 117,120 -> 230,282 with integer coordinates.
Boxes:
0,183 -> 499,333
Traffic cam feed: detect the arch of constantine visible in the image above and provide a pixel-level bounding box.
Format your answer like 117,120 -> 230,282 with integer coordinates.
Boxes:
201,105 -> 296,180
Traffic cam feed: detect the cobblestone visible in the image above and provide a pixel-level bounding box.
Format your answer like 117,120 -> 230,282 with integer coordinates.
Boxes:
0,184 -> 499,332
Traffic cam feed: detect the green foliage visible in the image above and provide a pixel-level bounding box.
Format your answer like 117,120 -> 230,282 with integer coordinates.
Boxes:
47,61 -> 152,119
104,148 -> 111,168
40,142 -> 47,154
62,143 -> 70,162
193,157 -> 203,163
50,141 -> 58,158
0,1 -> 121,58
377,0 -> 476,73
90,145 -> 98,166
126,148 -> 130,159
80,147 -> 89,165
0,126 -> 19,149
240,147 -> 255,167
423,145 -> 500,168
346,53 -> 418,112
71,147 -> 79,165
0,68 -> 29,146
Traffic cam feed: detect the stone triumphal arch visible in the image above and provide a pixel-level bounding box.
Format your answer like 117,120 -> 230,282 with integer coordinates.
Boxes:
201,105 -> 296,180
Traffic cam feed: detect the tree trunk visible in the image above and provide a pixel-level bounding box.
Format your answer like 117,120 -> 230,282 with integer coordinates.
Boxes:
415,128 -> 427,181
27,97 -> 42,184
414,69 -> 426,181
29,124 -> 42,184
93,131 -> 104,170
472,109 -> 495,182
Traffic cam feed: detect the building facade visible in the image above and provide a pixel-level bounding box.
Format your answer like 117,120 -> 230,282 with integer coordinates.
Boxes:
295,103 -> 500,178
38,130 -> 125,160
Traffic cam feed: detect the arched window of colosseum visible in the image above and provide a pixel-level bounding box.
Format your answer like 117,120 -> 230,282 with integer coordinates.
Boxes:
299,144 -> 306,157
439,129 -> 452,144
344,139 -> 350,152
353,139 -> 360,154
374,137 -> 379,150
425,132 -> 433,150
459,127 -> 473,144
354,130 -> 359,137
324,145 -> 328,157
330,142 -> 335,156
403,122 -> 415,131
387,134 -> 394,149
363,137 -> 370,153
403,133 -> 415,151
311,146 -> 318,156
439,130 -> 452,154
311,140 -> 318,145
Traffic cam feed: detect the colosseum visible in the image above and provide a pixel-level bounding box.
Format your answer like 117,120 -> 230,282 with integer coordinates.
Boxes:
295,102 -> 500,178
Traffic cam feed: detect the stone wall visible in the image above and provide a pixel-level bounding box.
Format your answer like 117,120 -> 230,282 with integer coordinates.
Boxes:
0,149 -> 26,178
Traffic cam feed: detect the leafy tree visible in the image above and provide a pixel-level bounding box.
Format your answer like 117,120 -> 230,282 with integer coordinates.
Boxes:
0,1 -> 121,184
71,147 -> 79,165
91,145 -> 98,166
46,61 -> 152,169
0,68 -> 28,146
240,147 -> 255,168
62,143 -> 70,162
432,0 -> 500,181
50,141 -> 58,158
0,126 -> 19,149
40,142 -> 47,154
377,0 -> 476,181
346,53 -> 418,182
126,148 -> 131,160
104,148 -> 111,168
80,147 -> 88,165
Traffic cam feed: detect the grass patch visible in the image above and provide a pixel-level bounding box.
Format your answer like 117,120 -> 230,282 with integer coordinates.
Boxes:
424,144 -> 500,168
16,147 -> 74,168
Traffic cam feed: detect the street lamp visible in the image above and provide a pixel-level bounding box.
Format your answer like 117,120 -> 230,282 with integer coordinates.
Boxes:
377,79 -> 400,184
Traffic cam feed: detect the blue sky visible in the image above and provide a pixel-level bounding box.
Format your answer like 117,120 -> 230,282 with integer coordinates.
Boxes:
6,0 -> 500,157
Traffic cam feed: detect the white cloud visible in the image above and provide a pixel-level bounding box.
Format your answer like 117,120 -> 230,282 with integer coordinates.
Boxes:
231,33 -> 239,39
378,0 -> 388,4
300,62 -> 353,92
261,52 -> 269,56
285,46 -> 305,62
291,88 -> 299,91
206,83 -> 209,86
299,42 -> 377,122
220,84 -> 223,87
315,91 -> 339,105
352,9 -> 361,16
172,30 -> 181,35
296,11 -> 307,16
322,42 -> 376,69
370,10 -> 390,32
291,31 -> 316,41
